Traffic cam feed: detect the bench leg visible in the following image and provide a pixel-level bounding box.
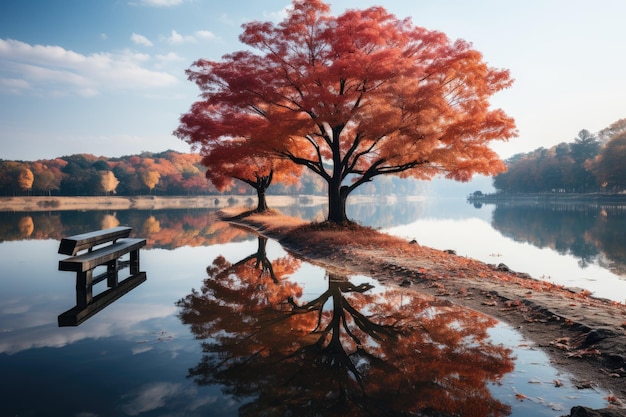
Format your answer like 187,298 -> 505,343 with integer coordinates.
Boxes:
107,259 -> 119,287
130,249 -> 140,275
76,270 -> 93,308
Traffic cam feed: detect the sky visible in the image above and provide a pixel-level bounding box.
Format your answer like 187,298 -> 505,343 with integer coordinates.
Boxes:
1,0 -> 625,162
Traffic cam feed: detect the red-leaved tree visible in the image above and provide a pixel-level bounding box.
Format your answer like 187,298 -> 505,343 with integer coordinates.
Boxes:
201,138 -> 301,212
176,0 -> 517,224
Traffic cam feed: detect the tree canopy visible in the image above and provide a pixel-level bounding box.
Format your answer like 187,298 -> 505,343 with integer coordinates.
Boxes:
176,0 -> 516,224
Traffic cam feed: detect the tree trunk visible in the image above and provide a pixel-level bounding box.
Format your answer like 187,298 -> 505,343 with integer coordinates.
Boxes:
327,181 -> 349,224
255,183 -> 269,212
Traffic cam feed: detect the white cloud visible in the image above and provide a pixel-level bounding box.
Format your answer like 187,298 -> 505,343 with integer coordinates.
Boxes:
194,30 -> 217,41
163,29 -> 195,45
131,32 -> 154,47
0,78 -> 31,94
161,29 -> 219,45
0,38 -> 178,97
155,52 -> 184,69
137,0 -> 184,7
0,302 -> 177,355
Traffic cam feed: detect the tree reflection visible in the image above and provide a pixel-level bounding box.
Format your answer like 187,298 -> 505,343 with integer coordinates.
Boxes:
177,244 -> 514,417
491,202 -> 626,275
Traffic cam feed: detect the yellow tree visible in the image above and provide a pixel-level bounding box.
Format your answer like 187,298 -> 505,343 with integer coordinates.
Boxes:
100,171 -> 119,195
177,0 -> 516,224
142,171 -> 160,194
18,167 -> 34,195
139,159 -> 161,195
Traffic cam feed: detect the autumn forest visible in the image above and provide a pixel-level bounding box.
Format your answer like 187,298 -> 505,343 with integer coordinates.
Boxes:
0,149 -> 427,198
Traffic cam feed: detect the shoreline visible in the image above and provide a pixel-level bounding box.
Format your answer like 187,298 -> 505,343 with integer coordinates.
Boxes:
219,208 -> 626,411
0,195 -> 329,212
468,193 -> 626,205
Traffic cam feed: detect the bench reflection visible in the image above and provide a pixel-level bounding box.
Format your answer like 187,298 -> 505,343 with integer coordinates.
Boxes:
57,227 -> 147,326
58,270 -> 146,326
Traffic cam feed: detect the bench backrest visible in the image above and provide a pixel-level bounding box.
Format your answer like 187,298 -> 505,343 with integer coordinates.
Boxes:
58,226 -> 132,256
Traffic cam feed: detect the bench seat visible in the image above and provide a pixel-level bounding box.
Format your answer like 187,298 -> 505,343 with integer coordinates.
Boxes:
58,226 -> 132,256
59,238 -> 146,272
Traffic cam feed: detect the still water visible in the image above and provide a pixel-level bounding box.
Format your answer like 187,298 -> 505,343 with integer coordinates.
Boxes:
0,198 -> 623,416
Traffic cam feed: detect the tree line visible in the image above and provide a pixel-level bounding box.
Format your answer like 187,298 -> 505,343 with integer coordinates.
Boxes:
492,118 -> 626,194
0,150 -> 212,197
0,149 -> 425,197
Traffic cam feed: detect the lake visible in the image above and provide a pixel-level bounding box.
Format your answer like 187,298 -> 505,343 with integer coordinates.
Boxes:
0,197 -> 623,416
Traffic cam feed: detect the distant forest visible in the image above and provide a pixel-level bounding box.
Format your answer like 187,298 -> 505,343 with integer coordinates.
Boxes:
5,117 -> 624,198
0,149 -> 423,197
492,117 -> 626,194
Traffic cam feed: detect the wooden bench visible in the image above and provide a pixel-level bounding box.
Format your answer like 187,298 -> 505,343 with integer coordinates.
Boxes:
58,226 -> 146,313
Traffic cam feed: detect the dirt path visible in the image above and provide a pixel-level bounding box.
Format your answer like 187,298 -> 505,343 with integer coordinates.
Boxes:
220,209 -> 626,410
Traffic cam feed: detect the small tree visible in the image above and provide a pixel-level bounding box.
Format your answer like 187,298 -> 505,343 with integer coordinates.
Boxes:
17,168 -> 34,195
100,171 -> 120,195
141,170 -> 160,195
200,138 -> 301,212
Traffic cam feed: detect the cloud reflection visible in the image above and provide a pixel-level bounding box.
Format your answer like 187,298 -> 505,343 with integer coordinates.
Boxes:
0,303 -> 176,354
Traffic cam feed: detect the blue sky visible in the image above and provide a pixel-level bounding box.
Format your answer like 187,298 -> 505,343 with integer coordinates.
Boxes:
1,0 -> 625,161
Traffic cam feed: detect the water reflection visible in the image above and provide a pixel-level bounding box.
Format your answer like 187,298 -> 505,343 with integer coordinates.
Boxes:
57,271 -> 147,326
3,198 -> 626,297
0,209 -> 253,248
177,242 -> 515,417
491,203 -> 626,275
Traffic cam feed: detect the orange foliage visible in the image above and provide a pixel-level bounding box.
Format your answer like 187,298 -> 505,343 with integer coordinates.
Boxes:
177,0 -> 516,223
17,216 -> 34,237
17,168 -> 34,191
177,252 -> 514,416
200,137 -> 301,192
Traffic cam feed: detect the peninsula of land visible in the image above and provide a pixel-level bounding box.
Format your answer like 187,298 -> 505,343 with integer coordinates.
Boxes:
220,208 -> 626,412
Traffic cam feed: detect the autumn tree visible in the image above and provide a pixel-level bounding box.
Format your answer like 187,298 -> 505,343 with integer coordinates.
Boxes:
199,137 -> 301,212
31,159 -> 65,196
100,171 -> 119,195
141,170 -> 160,194
177,0 -> 516,224
17,167 -> 34,195
138,158 -> 161,195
